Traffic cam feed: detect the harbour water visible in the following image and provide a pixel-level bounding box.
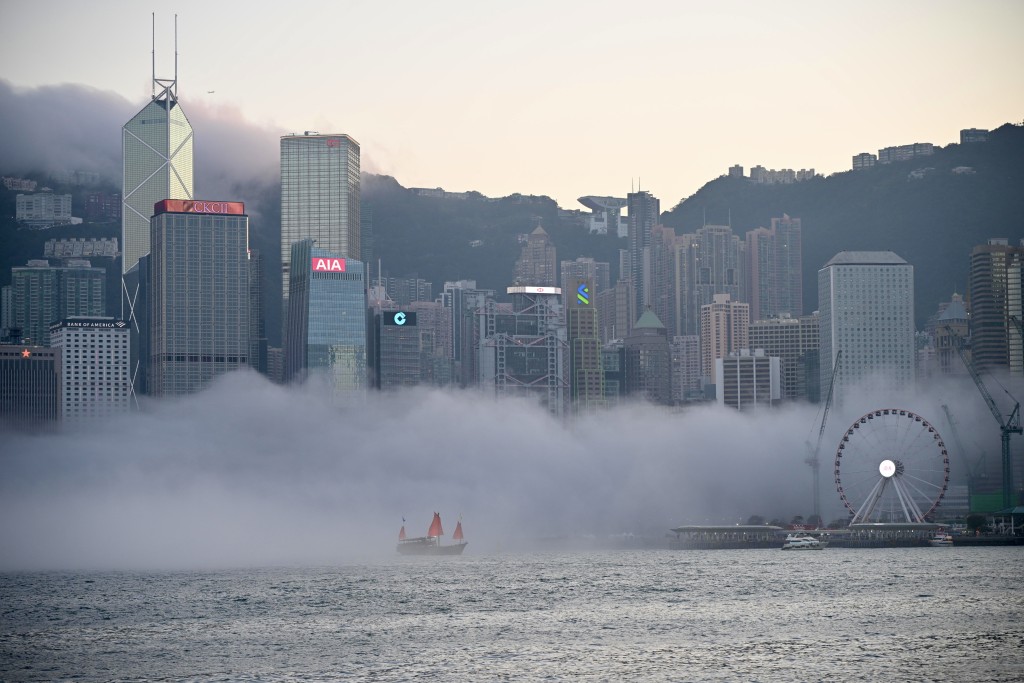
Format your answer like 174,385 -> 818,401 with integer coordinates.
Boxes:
2,547 -> 1022,682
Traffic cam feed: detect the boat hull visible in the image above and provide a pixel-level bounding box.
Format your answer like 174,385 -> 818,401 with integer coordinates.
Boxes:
396,539 -> 468,556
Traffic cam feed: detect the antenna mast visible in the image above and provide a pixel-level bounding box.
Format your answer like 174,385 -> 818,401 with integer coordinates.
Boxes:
174,14 -> 178,98
151,13 -> 156,99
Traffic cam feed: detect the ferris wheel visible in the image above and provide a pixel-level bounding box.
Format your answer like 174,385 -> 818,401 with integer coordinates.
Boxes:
834,408 -> 950,524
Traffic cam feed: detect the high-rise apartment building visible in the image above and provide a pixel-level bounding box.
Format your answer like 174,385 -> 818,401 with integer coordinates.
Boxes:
50,317 -> 130,422
649,224 -> 681,338
10,259 -> 106,346
16,192 -> 73,228
746,215 -> 802,323
627,190 -> 660,315
748,312 -> 820,402
284,240 -> 368,404
670,335 -> 701,403
818,251 -> 915,401
678,225 -> 746,336
148,200 -> 251,397
700,293 -> 750,387
280,133 -> 361,305
513,226 -> 558,286
968,239 -> 1024,374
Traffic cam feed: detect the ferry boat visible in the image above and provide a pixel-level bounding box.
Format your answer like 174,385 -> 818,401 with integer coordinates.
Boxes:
928,531 -> 954,547
781,533 -> 828,550
397,512 -> 467,556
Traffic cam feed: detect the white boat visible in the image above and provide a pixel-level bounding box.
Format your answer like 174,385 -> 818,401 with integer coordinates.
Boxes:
928,531 -> 954,547
781,533 -> 828,550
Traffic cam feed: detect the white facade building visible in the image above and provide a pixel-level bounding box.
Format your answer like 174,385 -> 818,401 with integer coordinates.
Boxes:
16,192 -> 73,227
818,251 -> 915,402
50,317 -> 131,422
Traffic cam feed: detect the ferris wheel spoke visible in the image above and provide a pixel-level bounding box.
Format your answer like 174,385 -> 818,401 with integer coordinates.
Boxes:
891,477 -> 926,523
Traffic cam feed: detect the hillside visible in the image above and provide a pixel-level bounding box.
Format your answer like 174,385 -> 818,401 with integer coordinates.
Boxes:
662,123 -> 1024,325
3,124 -> 1022,342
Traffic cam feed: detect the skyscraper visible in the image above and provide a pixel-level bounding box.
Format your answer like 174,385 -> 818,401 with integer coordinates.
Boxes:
50,317 -> 130,422
677,224 -> 746,336
10,259 -> 106,346
566,277 -> 605,414
624,309 -> 672,405
122,38 -> 193,275
749,312 -> 820,402
284,240 -> 368,404
627,190 -> 660,315
700,293 -> 750,387
746,215 -> 802,323
513,226 -> 558,286
148,200 -> 251,397
0,345 -> 61,428
968,238 -> 1024,374
280,133 -> 361,305
818,251 -> 915,401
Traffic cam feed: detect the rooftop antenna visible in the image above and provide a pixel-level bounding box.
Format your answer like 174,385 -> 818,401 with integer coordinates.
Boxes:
151,13 -> 155,99
174,14 -> 178,99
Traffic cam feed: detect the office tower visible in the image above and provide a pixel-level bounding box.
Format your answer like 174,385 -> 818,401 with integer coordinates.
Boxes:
409,300 -> 451,386
678,224 -> 746,336
284,240 -> 368,404
670,335 -> 701,403
148,200 -> 251,397
968,239 -> 1024,374
624,309 -> 671,405
248,249 -> 268,376
560,257 -> 610,302
370,297 -> 423,391
122,43 -> 193,276
596,280 -> 635,344
280,133 -> 360,306
818,251 -> 915,401
442,280 -> 493,388
10,259 -> 106,346
50,317 -> 130,422
479,286 -> 567,416
627,190 -> 660,314
578,196 -> 628,237
360,202 -> 374,267
0,345 -> 61,428
513,226 -> 558,286
746,215 -> 802,323
601,341 -> 626,407
749,312 -> 820,402
566,277 -> 605,414
384,276 -> 433,307
716,349 -> 781,410
931,293 -> 969,376
700,293 -> 750,387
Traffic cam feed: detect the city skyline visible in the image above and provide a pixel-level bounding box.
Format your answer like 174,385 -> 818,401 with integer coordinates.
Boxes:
1,1 -> 1022,208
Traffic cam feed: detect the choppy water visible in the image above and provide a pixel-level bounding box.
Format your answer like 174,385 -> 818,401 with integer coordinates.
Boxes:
1,547 -> 1022,682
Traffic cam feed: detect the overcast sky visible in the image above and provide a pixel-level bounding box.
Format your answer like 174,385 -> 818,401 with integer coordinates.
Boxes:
1,0 -> 1022,208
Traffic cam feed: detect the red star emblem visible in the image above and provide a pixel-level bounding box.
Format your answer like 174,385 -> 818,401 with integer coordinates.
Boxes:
21,348 -> 31,358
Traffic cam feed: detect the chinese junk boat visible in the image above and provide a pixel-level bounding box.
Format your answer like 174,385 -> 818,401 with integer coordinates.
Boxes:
397,512 -> 467,556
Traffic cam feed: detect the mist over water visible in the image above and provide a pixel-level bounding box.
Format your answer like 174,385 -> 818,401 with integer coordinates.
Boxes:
1,369 -> 1010,571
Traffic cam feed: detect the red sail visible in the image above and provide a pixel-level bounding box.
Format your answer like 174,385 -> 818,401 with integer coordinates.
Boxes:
427,512 -> 444,538
398,525 -> 407,541
452,521 -> 464,541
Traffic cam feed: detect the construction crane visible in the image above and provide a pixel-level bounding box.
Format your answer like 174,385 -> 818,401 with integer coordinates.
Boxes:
941,403 -> 990,502
805,351 -> 841,523
947,327 -> 1022,509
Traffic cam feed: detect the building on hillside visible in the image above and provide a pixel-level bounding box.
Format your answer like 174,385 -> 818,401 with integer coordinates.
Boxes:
728,164 -> 744,178
284,240 -> 368,405
700,293 -> 750,388
716,349 -> 781,410
852,153 -> 877,170
624,308 -> 672,405
513,226 -> 558,287
479,286 -> 567,416
148,200 -> 251,397
748,313 -> 819,402
44,238 -> 120,261
50,317 -> 130,422
578,196 -> 628,237
960,128 -> 989,144
10,259 -> 106,346
818,251 -> 915,402
968,239 -> 1024,375
85,192 -> 122,222
0,345 -> 61,428
16,192 -> 73,228
877,143 -> 933,164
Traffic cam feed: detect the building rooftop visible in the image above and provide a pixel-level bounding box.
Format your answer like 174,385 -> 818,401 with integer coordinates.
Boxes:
823,251 -> 908,267
634,309 -> 665,329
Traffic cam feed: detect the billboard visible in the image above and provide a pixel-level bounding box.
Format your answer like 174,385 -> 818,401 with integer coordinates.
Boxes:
507,286 -> 561,296
153,200 -> 245,216
311,257 -> 346,272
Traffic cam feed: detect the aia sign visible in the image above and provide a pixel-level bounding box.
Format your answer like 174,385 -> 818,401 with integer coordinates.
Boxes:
326,139 -> 341,147
311,257 -> 346,272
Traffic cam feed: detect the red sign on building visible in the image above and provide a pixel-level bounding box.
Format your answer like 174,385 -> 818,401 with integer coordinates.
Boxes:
311,257 -> 346,272
153,200 -> 245,216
